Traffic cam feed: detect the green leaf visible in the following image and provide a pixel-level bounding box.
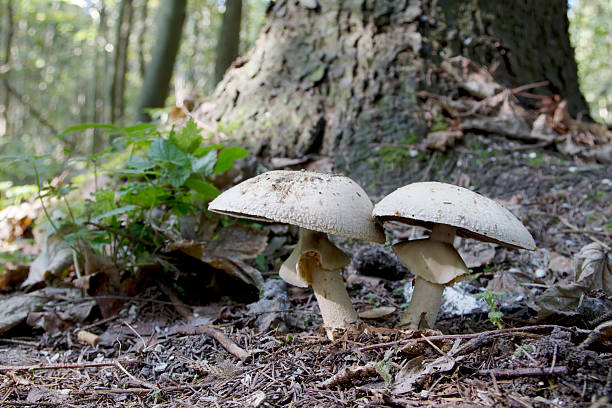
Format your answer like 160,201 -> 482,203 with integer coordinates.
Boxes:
92,205 -> 138,222
184,178 -> 220,199
213,147 -> 249,174
171,118 -> 203,154
148,139 -> 190,167
166,165 -> 193,188
191,150 -> 217,175
126,156 -> 156,171
122,123 -> 156,134
121,186 -> 163,207
193,144 -> 224,157
56,123 -> 119,139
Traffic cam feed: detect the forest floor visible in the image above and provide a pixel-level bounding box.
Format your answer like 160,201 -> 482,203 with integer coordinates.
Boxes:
0,134 -> 611,407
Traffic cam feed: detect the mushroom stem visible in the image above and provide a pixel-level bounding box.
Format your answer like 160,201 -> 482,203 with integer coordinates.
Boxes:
393,237 -> 468,329
430,224 -> 456,244
307,255 -> 359,329
280,228 -> 358,332
399,276 -> 445,329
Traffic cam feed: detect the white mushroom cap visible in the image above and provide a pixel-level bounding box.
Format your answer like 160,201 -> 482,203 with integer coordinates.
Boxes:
209,170 -> 385,243
373,182 -> 535,250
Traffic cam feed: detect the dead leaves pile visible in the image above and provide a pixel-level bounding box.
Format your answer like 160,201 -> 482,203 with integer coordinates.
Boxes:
419,56 -> 612,161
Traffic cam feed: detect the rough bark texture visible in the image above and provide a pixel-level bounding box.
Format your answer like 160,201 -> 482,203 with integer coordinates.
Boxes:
197,0 -> 587,194
423,0 -> 588,117
214,0 -> 243,86
136,0 -> 187,122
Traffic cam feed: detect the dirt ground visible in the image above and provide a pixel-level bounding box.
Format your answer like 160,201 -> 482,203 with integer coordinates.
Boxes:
0,136 -> 611,407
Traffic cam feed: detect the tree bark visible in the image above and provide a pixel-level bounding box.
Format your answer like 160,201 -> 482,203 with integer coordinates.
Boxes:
136,0 -> 187,122
197,0 -> 589,193
214,0 -> 242,86
110,0 -> 134,124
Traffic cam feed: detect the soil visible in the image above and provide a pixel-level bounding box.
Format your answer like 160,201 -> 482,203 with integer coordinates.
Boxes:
0,136 -> 611,407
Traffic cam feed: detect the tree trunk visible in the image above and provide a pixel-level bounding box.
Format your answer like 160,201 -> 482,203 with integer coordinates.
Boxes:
136,0 -> 149,80
136,0 -> 187,122
198,0 -> 588,193
91,0 -> 107,152
110,0 -> 134,124
213,0 -> 242,86
1,0 -> 14,138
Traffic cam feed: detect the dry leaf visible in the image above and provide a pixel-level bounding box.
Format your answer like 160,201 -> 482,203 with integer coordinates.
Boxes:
575,243 -> 611,293
0,290 -> 50,335
0,264 -> 29,291
22,235 -> 73,289
393,355 -> 456,394
425,130 -> 463,151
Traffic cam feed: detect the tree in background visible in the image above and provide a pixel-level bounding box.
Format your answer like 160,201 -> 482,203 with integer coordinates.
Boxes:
110,0 -> 134,124
570,0 -> 612,123
214,0 -> 242,86
1,0 -> 14,139
136,0 -> 187,122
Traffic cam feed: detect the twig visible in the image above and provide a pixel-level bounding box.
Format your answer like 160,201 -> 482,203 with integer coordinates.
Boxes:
510,81 -> 550,95
558,216 -> 610,249
318,362 -> 378,387
420,332 -> 450,359
0,338 -> 40,347
115,361 -> 158,390
174,325 -> 251,362
476,366 -> 568,378
123,320 -> 149,351
71,383 -> 212,396
559,228 -> 611,236
0,361 -> 135,371
550,344 -> 558,374
357,325 -> 557,353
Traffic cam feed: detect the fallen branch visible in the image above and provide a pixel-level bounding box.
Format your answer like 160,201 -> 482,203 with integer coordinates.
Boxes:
160,283 -> 251,362
558,217 -> 610,249
0,361 -> 136,372
356,325 -> 557,353
175,325 -> 251,362
476,366 -> 568,378
318,362 -> 378,388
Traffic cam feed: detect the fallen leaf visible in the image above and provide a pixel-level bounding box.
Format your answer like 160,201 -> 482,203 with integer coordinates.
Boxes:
0,290 -> 50,335
575,243 -> 611,293
0,264 -> 29,291
22,235 -> 73,290
425,130 -> 463,151
548,252 -> 573,276
393,355 -> 456,394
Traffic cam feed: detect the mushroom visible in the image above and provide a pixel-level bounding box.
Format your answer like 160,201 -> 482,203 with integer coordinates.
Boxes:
208,170 -> 385,334
373,182 -> 535,329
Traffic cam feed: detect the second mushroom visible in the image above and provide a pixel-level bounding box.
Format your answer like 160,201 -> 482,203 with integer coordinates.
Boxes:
208,170 -> 385,335
373,182 -> 535,329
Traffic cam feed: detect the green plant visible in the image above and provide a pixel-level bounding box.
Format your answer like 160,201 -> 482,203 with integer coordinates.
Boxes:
3,118 -> 249,273
476,290 -> 505,329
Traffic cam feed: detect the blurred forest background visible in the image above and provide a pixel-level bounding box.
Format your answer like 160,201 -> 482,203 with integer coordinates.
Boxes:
0,0 -> 610,184
0,0 -> 268,185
